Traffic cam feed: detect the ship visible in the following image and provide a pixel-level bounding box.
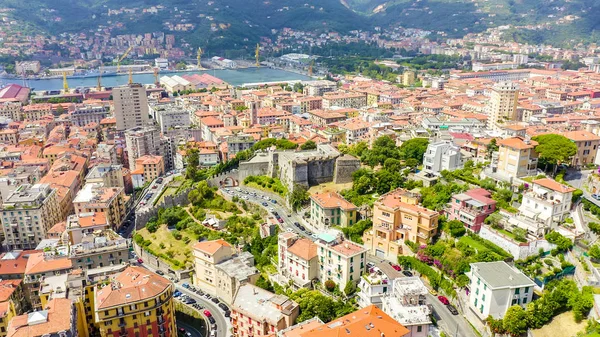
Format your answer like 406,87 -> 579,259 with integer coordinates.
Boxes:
68,69 -> 118,79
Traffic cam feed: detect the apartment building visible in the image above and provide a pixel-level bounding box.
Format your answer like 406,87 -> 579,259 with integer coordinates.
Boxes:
135,155 -> 165,181
422,141 -> 464,175
562,130 -> 600,168
302,80 -> 337,96
1,184 -> 62,250
23,252 -> 72,310
113,83 -> 150,131
316,233 -> 367,287
363,189 -> 439,261
309,192 -> 358,231
94,266 -> 176,337
70,105 -> 108,127
335,118 -> 372,144
85,164 -> 125,189
73,183 -> 126,230
22,104 -> 52,121
0,102 -> 22,121
231,284 -> 299,337
307,110 -> 347,127
277,232 -> 319,289
495,137 -> 538,179
214,252 -> 259,305
7,298 -> 77,337
381,277 -> 432,337
467,261 -> 535,320
124,126 -> 164,171
447,188 -> 497,232
154,105 -> 191,134
192,239 -> 236,295
518,178 -> 575,232
487,81 -> 519,130
322,93 -> 367,109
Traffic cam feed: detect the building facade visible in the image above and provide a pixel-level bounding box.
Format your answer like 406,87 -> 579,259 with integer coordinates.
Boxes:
113,84 -> 150,131
316,234 -> 366,287
309,192 -> 358,231
422,141 -> 464,175
447,188 -> 497,232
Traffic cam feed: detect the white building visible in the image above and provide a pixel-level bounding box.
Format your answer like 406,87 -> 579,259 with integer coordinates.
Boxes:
467,261 -> 535,320
159,75 -> 194,93
211,56 -> 237,69
155,58 -> 169,69
381,277 -> 432,337
518,178 -> 575,232
198,148 -> 220,167
357,266 -> 392,308
124,126 -> 165,171
153,104 -> 191,134
316,233 -> 367,288
277,232 -> 319,289
423,141 -> 464,175
70,104 -> 108,127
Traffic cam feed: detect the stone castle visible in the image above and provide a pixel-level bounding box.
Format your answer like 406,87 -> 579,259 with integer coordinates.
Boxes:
238,143 -> 360,192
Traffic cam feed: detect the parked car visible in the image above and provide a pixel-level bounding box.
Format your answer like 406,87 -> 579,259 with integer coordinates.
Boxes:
137,258 -> 143,264
174,290 -> 182,297
262,202 -> 268,206
155,270 -> 164,275
224,310 -> 230,318
438,296 -> 450,305
366,262 -> 375,269
185,298 -> 196,304
271,199 -> 277,204
391,264 -> 401,271
203,310 -> 212,317
278,218 -> 284,223
593,194 -> 600,200
211,297 -> 220,304
429,289 -> 438,296
298,225 -> 306,231
208,316 -> 216,324
402,271 -> 413,277
182,283 -> 190,288
446,304 -> 459,315
218,303 -> 229,311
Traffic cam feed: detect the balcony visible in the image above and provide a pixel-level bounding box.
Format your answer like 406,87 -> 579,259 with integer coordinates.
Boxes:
417,232 -> 428,240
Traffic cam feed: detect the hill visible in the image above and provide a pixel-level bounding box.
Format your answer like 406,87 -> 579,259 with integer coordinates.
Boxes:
0,0 -> 598,51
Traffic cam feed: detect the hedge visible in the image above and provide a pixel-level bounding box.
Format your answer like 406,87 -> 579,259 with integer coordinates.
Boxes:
398,256 -> 457,298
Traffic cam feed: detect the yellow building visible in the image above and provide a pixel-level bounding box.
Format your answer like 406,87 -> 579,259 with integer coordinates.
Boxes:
0,300 -> 16,337
562,130 -> 600,168
309,192 -> 358,231
73,183 -> 127,230
135,155 -> 165,182
363,188 -> 439,262
402,70 -> 416,86
94,266 -> 176,337
496,137 -> 538,179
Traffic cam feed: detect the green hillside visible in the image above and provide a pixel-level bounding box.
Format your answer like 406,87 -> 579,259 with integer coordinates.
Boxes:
0,0 -> 598,50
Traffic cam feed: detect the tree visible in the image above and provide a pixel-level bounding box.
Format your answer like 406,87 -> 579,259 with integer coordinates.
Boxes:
503,305 -> 528,336
532,134 -> 577,173
300,140 -> 317,150
399,138 -> 429,163
512,227 -> 527,242
486,138 -> 499,159
255,275 -> 274,292
289,184 -> 309,211
324,280 -> 336,292
445,220 -> 467,238
545,231 -> 573,252
185,148 -> 199,181
343,281 -> 356,296
589,245 -> 600,261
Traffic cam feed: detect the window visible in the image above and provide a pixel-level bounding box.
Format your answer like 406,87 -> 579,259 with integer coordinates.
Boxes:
524,287 -> 529,294
515,288 -> 520,295
417,326 -> 422,333
474,299 -> 478,307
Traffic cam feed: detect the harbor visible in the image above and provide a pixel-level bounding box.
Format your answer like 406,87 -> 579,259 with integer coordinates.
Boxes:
0,67 -> 314,92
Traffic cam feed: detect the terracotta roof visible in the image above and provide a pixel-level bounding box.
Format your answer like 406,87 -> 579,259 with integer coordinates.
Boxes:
287,238 -> 318,261
497,137 -> 537,150
7,298 -> 73,337
77,212 -> 108,228
95,266 -> 171,309
299,305 -> 409,337
47,221 -> 66,235
0,250 -> 41,277
0,279 -> 21,302
0,301 -> 9,318
24,252 -> 72,275
311,192 -> 357,211
533,178 -> 576,193
193,239 -> 232,255
562,130 -> 600,142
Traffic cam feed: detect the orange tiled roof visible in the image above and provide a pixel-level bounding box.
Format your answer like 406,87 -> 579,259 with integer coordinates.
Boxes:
95,266 -> 171,309
24,252 -> 72,275
311,192 -> 357,211
287,238 -> 318,261
533,178 -> 576,193
193,239 -> 232,255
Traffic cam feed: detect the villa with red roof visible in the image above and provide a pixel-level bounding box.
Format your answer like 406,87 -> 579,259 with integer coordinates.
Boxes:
447,188 -> 497,232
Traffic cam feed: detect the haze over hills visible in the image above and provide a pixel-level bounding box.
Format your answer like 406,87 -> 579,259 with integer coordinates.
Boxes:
0,0 -> 599,50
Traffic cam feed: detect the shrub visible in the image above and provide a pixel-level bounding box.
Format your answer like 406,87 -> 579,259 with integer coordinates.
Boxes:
324,280 -> 336,292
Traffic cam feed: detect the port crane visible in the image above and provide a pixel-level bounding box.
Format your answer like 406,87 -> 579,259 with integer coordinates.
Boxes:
97,65 -> 103,91
62,72 -> 69,92
116,46 -> 133,73
153,67 -> 160,87
128,68 -> 133,85
255,43 -> 260,67
308,60 -> 314,76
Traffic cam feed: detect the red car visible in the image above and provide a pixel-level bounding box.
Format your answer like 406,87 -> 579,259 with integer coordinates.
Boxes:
438,296 -> 449,305
137,258 -> 143,264
278,218 -> 284,223
203,310 -> 212,317
391,264 -> 401,271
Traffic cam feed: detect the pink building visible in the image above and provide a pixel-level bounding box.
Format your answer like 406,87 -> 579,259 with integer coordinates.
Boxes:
447,188 -> 496,232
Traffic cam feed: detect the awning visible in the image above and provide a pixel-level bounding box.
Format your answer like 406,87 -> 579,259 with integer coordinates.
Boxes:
519,207 -> 539,219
